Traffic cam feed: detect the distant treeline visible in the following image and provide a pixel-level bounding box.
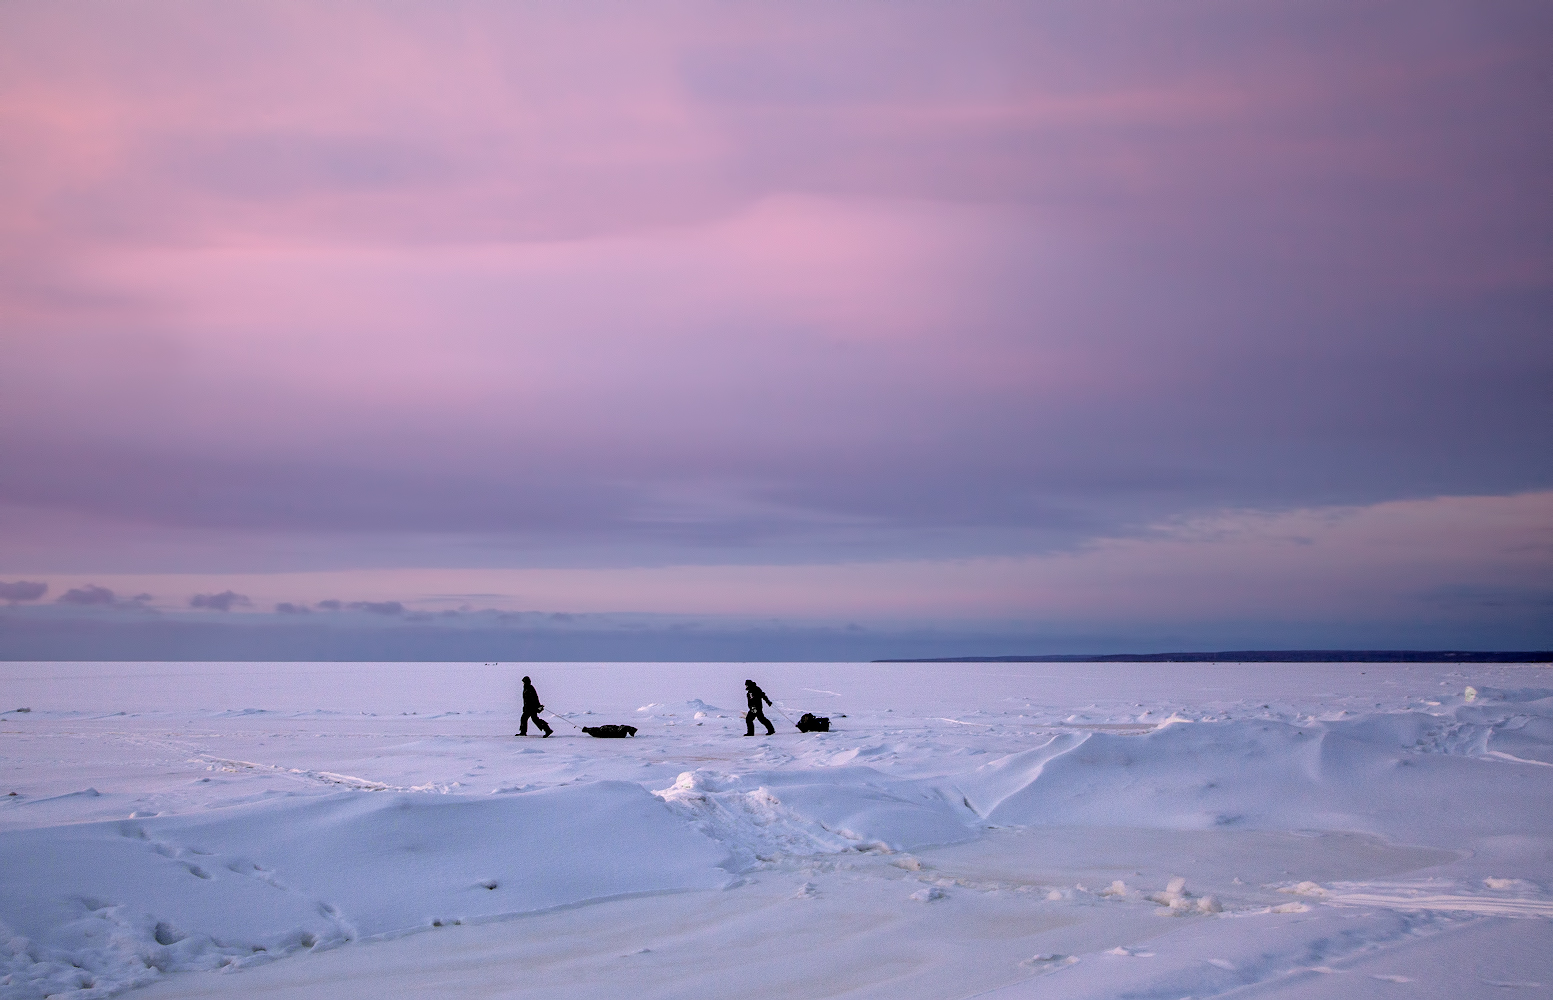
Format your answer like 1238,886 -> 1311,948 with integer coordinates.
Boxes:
875,650 -> 1553,664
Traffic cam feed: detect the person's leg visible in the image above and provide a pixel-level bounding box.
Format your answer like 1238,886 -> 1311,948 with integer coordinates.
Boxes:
757,709 -> 774,735
745,710 -> 755,736
539,716 -> 552,736
519,711 -> 531,736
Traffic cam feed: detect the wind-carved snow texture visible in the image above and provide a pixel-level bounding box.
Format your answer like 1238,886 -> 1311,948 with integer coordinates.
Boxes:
197,755 -> 461,793
652,767 -> 975,871
0,785 -> 726,999
653,771 -> 866,869
1,663 -> 1551,999
947,696 -> 1553,842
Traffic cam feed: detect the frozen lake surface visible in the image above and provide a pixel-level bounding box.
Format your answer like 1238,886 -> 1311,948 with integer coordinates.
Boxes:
2,660 -> 1551,999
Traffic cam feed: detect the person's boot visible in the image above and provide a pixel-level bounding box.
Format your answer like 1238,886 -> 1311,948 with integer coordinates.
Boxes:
542,729 -> 551,738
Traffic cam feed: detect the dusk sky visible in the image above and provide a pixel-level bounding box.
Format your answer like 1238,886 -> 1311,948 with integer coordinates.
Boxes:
2,1 -> 1549,659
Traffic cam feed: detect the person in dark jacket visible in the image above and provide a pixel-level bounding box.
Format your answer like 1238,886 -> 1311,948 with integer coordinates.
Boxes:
744,678 -> 775,736
519,675 -> 552,737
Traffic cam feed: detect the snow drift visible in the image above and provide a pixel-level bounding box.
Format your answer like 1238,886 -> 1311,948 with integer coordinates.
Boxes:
1,783 -> 726,998
955,697 -> 1553,845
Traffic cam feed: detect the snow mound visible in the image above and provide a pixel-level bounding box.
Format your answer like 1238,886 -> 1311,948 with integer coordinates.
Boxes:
635,699 -> 725,717
653,768 -> 973,870
653,770 -> 860,869
959,708 -> 1553,840
824,744 -> 893,767
954,732 -> 1088,817
0,783 -> 725,999
1458,687 -> 1553,704
1459,693 -> 1553,764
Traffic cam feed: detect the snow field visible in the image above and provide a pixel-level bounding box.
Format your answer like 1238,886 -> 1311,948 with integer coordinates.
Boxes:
1,661 -> 1551,998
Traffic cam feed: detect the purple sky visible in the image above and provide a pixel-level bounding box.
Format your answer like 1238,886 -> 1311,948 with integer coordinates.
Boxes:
2,1 -> 1549,657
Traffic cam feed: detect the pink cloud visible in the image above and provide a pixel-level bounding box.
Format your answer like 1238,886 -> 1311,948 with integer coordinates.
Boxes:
0,0 -> 1546,641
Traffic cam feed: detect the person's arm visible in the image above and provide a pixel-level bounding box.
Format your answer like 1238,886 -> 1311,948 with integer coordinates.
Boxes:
762,690 -> 772,707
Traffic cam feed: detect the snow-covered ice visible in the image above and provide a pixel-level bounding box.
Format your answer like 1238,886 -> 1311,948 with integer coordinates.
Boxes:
1,660 -> 1550,998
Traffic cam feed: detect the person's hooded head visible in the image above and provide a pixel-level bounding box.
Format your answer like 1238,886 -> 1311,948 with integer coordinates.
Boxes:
745,679 -> 755,687
523,676 -> 531,684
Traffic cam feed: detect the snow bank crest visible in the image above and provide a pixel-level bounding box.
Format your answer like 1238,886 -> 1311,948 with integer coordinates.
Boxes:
0,784 -> 727,999
653,771 -> 865,870
652,767 -> 977,870
954,732 -> 1089,818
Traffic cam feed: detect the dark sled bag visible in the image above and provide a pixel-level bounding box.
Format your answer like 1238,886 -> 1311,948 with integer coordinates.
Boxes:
582,724 -> 637,738
796,713 -> 830,733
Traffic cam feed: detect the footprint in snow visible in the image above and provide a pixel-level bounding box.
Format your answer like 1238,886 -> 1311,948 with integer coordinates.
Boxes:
154,922 -> 186,946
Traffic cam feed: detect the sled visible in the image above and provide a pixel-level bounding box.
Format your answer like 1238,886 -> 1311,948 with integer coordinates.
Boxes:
581,724 -> 638,738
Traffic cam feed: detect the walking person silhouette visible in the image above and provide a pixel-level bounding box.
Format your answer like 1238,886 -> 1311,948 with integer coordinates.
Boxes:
518,675 -> 552,737
743,678 -> 776,736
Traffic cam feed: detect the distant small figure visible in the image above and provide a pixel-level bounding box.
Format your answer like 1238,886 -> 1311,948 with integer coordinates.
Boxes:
518,675 -> 552,737
744,679 -> 776,736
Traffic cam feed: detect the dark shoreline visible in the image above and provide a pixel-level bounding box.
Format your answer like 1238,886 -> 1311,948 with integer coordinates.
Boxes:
874,650 -> 1552,664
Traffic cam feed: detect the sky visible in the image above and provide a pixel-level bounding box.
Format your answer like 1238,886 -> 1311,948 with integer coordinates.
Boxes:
2,0 -> 1550,659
